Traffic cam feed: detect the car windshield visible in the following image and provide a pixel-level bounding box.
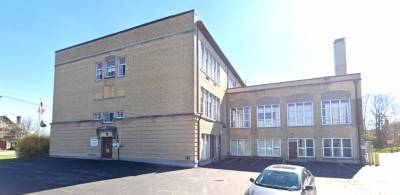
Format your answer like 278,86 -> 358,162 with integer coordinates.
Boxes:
255,170 -> 300,191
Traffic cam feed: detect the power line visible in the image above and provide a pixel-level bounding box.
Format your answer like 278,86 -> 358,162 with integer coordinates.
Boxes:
0,95 -> 52,108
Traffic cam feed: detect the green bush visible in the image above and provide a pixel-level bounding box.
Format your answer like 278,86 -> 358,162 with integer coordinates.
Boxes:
16,135 -> 49,158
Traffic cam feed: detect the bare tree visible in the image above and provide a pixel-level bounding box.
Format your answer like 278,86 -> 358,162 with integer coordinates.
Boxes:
370,94 -> 397,148
21,118 -> 35,133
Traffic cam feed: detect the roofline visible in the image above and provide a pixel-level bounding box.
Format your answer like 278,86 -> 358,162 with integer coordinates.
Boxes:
196,21 -> 246,87
0,115 -> 13,124
228,73 -> 361,94
55,9 -> 195,53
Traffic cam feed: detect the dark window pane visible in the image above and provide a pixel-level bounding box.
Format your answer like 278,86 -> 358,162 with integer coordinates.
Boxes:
306,148 -> 314,156
343,148 -> 352,157
343,139 -> 351,147
324,139 -> 331,147
306,139 -> 313,147
333,148 -> 341,157
333,139 -> 341,147
324,148 -> 332,157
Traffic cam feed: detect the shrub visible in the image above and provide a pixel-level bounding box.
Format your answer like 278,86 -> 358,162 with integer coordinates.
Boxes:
16,135 -> 49,158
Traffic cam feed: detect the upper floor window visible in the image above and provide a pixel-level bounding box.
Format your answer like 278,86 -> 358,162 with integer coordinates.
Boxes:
115,111 -> 124,119
94,113 -> 102,120
257,104 -> 280,127
230,106 -> 251,128
321,99 -> 351,125
105,56 -> 116,78
199,41 -> 220,84
103,112 -> 114,123
200,88 -> 220,121
287,102 -> 313,126
96,63 -> 102,80
118,57 -> 126,77
323,138 -> 352,158
228,77 -> 237,88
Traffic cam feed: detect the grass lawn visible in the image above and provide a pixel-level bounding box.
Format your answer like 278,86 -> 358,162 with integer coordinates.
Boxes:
0,150 -> 17,161
0,155 -> 16,160
374,146 -> 400,153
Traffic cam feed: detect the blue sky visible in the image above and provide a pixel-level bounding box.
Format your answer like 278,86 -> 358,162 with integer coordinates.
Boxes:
1,0 -> 400,131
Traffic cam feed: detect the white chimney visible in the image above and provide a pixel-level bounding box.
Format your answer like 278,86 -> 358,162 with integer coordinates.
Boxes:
333,38 -> 347,75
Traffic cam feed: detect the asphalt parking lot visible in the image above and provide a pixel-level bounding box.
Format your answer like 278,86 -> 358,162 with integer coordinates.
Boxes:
0,153 -> 398,195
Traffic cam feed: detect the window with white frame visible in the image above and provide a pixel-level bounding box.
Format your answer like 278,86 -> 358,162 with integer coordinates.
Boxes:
199,40 -> 220,84
291,138 -> 314,157
103,112 -> 114,123
230,106 -> 251,128
118,57 -> 126,77
201,134 -> 211,160
230,139 -> 251,156
321,99 -> 351,125
257,104 -> 280,127
257,138 -> 281,157
323,138 -> 352,158
287,102 -> 313,126
115,111 -> 124,119
105,56 -> 116,78
201,88 -> 220,120
96,63 -> 103,80
94,113 -> 102,120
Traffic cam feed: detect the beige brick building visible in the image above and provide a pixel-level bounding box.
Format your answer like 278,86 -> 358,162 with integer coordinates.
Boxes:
50,10 -> 363,167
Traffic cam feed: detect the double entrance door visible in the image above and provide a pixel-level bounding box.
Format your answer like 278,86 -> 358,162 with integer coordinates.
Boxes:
202,134 -> 220,162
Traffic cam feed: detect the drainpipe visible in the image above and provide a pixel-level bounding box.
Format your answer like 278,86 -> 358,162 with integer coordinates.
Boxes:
354,80 -> 363,164
196,24 -> 201,167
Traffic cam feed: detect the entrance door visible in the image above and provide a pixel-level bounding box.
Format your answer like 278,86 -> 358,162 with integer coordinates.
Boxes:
101,137 -> 113,158
289,141 -> 298,159
210,135 -> 216,160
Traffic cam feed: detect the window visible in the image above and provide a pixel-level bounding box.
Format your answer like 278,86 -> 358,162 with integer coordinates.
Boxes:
199,40 -> 220,84
257,104 -> 280,127
96,63 -> 103,80
201,134 -> 210,160
287,102 -> 313,126
323,138 -> 352,158
291,138 -> 314,157
257,138 -> 281,157
321,99 -> 351,125
103,112 -> 114,123
228,77 -> 237,88
94,113 -> 102,120
201,88 -> 220,120
230,106 -> 251,128
118,57 -> 126,77
230,139 -> 251,156
115,111 -> 124,119
105,56 -> 116,78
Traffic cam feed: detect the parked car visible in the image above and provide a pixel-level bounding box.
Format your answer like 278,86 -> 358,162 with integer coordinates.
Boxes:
245,164 -> 316,195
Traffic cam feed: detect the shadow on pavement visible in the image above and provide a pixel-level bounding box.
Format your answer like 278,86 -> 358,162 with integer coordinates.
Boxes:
0,157 -> 186,195
204,158 -> 362,179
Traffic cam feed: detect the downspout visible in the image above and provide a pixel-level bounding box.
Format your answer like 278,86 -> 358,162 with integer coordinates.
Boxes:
196,24 -> 201,166
354,80 -> 363,164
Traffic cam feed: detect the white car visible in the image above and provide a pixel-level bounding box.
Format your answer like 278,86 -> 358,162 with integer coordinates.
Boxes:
245,164 -> 316,195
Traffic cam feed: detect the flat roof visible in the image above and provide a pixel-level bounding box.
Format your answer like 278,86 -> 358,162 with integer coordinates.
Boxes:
227,73 -> 361,94
55,9 -> 195,53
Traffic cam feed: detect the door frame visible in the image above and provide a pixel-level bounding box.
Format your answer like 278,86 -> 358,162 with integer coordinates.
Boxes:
101,137 -> 113,158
